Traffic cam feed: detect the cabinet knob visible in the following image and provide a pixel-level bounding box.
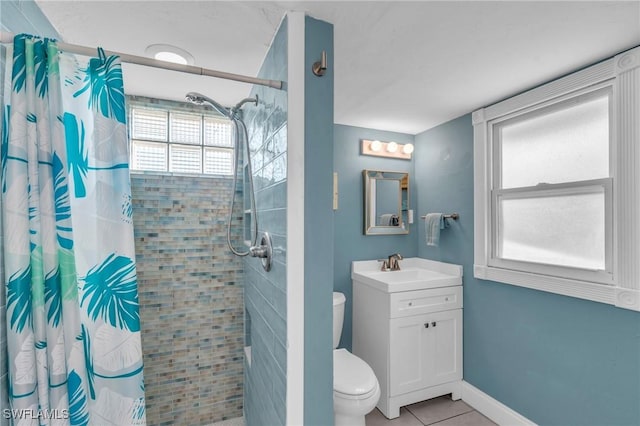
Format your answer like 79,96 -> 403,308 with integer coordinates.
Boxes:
432,322 -> 437,327
424,323 -> 429,328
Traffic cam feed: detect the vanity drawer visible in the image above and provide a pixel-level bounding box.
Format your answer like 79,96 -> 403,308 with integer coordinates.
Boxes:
389,286 -> 462,318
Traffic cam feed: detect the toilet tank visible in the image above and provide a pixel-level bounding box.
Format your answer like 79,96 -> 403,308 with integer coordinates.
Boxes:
333,292 -> 346,349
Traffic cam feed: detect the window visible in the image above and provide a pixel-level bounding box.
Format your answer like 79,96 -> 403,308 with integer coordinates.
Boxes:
491,87 -> 613,283
129,104 -> 234,175
473,47 -> 640,311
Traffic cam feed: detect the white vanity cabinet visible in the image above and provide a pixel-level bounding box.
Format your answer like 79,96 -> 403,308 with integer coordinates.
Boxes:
352,258 -> 463,419
390,308 -> 462,396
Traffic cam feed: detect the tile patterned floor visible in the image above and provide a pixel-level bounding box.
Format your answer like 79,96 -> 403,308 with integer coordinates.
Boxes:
366,396 -> 497,426
207,396 -> 495,426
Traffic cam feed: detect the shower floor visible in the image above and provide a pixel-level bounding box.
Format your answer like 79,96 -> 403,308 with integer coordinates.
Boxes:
209,416 -> 245,426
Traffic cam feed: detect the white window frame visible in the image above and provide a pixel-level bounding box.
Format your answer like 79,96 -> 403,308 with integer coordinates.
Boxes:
473,46 -> 640,311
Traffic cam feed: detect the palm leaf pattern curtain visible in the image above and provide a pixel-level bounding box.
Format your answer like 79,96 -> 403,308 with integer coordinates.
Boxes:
2,34 -> 145,425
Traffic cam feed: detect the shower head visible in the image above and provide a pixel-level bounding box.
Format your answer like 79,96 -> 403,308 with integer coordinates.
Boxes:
185,92 -> 232,119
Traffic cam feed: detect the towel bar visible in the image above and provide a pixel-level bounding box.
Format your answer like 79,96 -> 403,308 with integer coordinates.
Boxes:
421,213 -> 459,220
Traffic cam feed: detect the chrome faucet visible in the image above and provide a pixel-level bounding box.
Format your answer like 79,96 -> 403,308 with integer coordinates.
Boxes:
379,253 -> 403,271
388,253 -> 403,271
378,259 -> 390,271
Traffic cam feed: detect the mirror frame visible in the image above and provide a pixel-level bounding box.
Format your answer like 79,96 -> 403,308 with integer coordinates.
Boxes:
363,169 -> 410,235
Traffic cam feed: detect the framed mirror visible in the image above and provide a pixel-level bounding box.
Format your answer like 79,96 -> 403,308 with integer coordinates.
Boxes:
363,170 -> 410,235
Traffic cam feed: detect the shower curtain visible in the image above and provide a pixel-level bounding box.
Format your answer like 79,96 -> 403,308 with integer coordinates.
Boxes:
2,34 -> 145,425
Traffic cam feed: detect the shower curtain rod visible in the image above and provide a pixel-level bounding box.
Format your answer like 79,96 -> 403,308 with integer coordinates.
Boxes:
0,31 -> 283,90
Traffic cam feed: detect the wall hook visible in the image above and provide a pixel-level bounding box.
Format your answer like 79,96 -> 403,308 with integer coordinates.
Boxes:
312,50 -> 327,76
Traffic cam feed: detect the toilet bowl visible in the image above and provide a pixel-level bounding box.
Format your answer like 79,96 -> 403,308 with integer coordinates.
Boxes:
334,348 -> 381,426
333,292 -> 380,426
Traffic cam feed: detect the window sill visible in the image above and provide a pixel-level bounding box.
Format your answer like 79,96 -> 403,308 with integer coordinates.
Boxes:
474,264 -> 640,312
129,170 -> 234,179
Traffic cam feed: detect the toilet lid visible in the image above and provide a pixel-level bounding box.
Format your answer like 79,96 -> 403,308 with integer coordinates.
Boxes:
333,349 -> 378,397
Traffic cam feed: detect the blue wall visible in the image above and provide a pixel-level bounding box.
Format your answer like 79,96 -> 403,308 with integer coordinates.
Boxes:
303,16 -> 335,425
243,17 -> 288,426
0,0 -> 59,35
415,114 -> 640,426
333,124 -> 417,351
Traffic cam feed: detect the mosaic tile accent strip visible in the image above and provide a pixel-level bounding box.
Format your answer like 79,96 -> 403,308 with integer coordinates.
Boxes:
131,173 -> 245,425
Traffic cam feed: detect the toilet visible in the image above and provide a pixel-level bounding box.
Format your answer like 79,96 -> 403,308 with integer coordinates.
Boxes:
333,292 -> 380,426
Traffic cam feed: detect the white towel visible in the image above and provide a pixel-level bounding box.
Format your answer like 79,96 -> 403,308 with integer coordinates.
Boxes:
424,213 -> 447,246
379,213 -> 393,226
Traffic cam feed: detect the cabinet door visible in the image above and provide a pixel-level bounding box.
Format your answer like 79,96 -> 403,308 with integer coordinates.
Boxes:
389,314 -> 429,396
389,310 -> 462,396
426,309 -> 462,387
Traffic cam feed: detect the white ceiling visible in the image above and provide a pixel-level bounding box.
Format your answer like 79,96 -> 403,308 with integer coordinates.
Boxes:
37,1 -> 640,135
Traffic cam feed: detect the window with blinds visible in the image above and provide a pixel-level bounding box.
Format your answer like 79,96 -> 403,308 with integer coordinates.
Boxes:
129,106 -> 234,175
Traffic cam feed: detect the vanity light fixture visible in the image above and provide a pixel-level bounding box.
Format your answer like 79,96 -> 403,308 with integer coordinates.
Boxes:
361,139 -> 413,160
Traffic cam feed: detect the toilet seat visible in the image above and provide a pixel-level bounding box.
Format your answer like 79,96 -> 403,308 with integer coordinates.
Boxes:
333,349 -> 378,399
334,384 -> 378,401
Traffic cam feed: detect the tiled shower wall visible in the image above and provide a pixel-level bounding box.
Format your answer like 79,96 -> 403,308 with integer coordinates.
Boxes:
131,173 -> 244,425
243,18 -> 288,426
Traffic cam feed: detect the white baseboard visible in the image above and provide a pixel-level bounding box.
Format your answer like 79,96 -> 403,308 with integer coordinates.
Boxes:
461,381 -> 536,426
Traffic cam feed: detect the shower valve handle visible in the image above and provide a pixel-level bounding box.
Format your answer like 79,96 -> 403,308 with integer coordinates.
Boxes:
249,245 -> 268,258
249,232 -> 273,272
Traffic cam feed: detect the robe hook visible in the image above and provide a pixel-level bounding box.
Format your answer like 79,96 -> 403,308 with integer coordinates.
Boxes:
312,50 -> 327,76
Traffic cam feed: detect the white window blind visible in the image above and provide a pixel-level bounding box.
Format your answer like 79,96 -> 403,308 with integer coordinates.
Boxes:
129,104 -> 234,176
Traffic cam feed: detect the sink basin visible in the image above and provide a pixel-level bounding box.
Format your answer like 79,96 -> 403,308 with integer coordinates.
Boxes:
351,257 -> 462,293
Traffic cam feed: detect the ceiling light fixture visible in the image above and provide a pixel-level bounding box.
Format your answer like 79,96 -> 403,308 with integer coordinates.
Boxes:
361,139 -> 413,160
145,43 -> 195,65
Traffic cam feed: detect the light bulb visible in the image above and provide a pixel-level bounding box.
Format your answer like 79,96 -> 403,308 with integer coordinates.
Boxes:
370,140 -> 382,152
154,51 -> 188,65
387,141 -> 398,153
402,143 -> 414,154
146,44 -> 195,65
